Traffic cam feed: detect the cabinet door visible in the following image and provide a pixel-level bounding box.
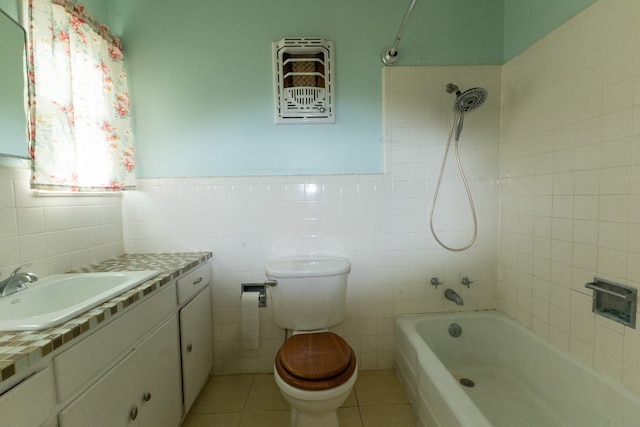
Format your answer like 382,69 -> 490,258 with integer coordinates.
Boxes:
58,348 -> 139,427
180,286 -> 213,413
138,315 -> 182,427
59,316 -> 182,427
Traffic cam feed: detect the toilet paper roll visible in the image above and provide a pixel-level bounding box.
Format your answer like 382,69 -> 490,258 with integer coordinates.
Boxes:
242,292 -> 260,350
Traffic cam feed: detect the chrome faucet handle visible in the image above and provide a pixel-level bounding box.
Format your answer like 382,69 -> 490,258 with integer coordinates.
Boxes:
430,277 -> 442,288
0,264 -> 37,297
10,263 -> 33,277
461,276 -> 473,288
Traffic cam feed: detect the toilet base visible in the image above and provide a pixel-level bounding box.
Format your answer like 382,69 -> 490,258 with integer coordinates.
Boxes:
291,407 -> 339,427
274,364 -> 358,427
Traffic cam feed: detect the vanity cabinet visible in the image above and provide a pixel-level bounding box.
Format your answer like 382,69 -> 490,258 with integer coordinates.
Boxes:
58,315 -> 182,427
56,282 -> 182,427
177,262 -> 213,413
0,256 -> 214,427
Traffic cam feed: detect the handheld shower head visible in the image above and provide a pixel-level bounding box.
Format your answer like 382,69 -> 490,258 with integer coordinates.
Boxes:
453,87 -> 488,113
446,84 -> 488,141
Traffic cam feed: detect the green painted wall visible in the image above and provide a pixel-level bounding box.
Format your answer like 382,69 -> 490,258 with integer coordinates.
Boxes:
503,0 -> 596,61
0,0 -> 18,20
108,0 -> 504,177
81,0 -> 109,26
0,0 -> 597,176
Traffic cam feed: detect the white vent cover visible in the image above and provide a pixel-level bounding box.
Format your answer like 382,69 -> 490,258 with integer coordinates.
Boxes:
272,37 -> 335,124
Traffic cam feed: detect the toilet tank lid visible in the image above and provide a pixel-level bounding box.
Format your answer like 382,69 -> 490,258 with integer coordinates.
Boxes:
265,256 -> 351,278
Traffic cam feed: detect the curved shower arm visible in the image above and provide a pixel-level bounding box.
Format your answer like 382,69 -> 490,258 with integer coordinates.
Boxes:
382,0 -> 417,66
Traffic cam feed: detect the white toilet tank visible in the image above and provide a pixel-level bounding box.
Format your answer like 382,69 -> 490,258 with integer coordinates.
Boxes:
265,256 -> 351,331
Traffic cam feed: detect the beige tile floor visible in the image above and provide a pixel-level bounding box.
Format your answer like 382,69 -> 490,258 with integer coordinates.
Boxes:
181,369 -> 416,427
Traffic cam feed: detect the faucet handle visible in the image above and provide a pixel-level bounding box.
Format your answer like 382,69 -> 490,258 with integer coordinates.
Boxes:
461,276 -> 474,288
430,277 -> 442,288
10,263 -> 32,277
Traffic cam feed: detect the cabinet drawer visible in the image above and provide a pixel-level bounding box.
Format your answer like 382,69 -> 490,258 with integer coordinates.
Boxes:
54,283 -> 177,402
177,262 -> 211,305
0,365 -> 56,426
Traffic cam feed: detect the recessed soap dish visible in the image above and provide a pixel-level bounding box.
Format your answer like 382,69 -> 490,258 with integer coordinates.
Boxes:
585,278 -> 637,328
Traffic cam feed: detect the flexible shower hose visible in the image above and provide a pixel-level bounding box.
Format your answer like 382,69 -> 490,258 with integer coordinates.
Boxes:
429,111 -> 478,251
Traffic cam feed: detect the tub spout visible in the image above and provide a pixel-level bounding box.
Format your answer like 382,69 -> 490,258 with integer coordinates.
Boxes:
445,288 -> 463,305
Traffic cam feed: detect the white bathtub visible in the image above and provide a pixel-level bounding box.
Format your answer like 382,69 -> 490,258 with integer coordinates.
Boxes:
395,311 -> 640,427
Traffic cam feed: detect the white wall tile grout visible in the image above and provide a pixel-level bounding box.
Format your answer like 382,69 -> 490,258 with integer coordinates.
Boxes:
500,0 -> 640,395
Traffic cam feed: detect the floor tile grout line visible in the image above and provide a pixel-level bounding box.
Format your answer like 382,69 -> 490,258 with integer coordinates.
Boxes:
241,373 -> 254,414
353,387 -> 365,427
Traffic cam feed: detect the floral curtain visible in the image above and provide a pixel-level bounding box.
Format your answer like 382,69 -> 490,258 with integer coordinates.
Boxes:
27,0 -> 135,192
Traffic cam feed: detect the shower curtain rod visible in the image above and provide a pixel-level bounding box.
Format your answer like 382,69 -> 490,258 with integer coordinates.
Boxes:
381,0 -> 417,66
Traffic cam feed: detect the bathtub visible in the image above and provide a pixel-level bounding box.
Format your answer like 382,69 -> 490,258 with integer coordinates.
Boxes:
395,311 -> 640,427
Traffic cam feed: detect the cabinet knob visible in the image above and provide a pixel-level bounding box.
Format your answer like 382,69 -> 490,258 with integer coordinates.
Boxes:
130,406 -> 138,420
187,343 -> 193,353
143,392 -> 152,402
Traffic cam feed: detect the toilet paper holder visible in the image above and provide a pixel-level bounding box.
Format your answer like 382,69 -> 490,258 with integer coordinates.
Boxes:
241,283 -> 267,307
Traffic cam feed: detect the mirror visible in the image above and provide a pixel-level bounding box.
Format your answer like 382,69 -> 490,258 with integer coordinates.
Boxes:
0,7 -> 29,159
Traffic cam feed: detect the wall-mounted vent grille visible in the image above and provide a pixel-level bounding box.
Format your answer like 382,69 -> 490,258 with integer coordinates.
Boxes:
272,37 -> 335,124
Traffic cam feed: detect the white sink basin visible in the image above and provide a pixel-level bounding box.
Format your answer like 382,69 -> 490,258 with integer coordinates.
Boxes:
0,270 -> 160,331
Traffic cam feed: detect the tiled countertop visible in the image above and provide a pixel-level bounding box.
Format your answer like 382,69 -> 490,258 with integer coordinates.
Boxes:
0,252 -> 212,388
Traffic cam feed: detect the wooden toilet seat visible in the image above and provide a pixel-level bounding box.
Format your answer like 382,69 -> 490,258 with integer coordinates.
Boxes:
275,332 -> 356,391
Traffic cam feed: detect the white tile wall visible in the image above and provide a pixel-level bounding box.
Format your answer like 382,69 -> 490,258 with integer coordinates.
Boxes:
121,65 -> 501,374
8,0 -> 638,400
0,0 -> 637,404
0,165 -> 124,279
499,0 -> 640,395
3,0 -> 638,401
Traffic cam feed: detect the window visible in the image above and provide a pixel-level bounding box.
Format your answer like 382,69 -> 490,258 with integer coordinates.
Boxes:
27,0 -> 135,192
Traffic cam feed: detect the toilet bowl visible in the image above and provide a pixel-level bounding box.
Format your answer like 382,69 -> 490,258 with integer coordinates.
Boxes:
265,256 -> 356,427
275,331 -> 358,426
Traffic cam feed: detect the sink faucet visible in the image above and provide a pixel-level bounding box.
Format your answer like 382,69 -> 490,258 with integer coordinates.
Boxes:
0,264 -> 38,297
445,288 -> 464,305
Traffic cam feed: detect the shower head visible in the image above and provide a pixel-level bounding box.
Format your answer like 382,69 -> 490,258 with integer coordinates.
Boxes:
445,84 -> 489,141
453,87 -> 488,113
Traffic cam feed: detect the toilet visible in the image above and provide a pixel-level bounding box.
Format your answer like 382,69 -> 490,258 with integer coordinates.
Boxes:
266,256 -> 357,427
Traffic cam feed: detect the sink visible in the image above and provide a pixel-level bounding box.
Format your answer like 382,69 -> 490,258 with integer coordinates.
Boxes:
0,270 -> 160,331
